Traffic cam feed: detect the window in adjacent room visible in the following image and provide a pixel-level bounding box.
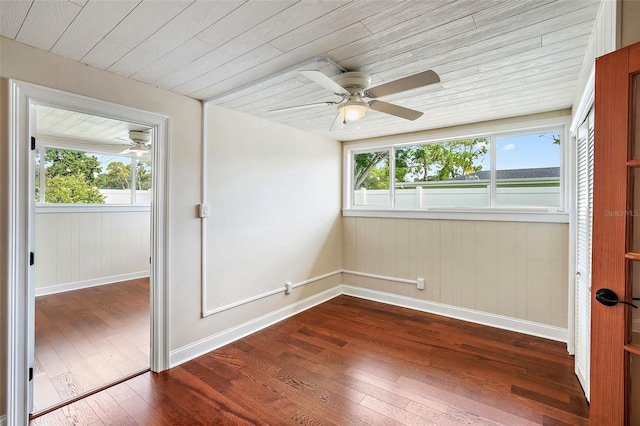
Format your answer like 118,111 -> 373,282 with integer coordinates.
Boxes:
35,147 -> 151,205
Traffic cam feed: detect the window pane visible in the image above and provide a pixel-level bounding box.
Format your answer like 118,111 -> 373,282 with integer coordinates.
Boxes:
34,148 -> 41,202
495,132 -> 560,208
353,151 -> 390,206
95,153 -> 136,204
44,149 -> 106,204
395,139 -> 490,208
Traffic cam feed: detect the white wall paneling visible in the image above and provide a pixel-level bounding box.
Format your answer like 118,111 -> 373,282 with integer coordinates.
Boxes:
341,285 -> 568,342
35,209 -> 150,293
342,217 -> 569,329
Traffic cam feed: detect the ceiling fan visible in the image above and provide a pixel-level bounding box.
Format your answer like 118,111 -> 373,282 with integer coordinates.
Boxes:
118,130 -> 151,157
271,69 -> 440,130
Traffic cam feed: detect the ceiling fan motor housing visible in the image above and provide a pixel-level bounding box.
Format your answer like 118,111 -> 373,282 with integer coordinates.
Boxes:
129,130 -> 151,144
336,72 -> 371,94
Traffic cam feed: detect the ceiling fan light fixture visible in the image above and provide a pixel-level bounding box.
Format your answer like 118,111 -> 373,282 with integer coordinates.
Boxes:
337,96 -> 367,122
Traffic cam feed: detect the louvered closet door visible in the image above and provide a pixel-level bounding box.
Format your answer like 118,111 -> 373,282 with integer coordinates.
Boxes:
575,108 -> 594,400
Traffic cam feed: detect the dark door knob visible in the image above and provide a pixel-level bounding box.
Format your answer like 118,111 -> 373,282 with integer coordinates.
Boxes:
595,288 -> 638,308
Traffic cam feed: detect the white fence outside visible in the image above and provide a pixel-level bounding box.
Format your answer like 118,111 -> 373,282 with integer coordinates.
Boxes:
100,189 -> 151,204
354,184 -> 560,208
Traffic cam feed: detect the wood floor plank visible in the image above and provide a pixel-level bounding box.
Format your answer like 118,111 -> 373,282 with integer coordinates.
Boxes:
32,295 -> 588,425
56,399 -> 102,426
198,346 -> 371,426
398,375 -> 541,426
32,279 -> 150,413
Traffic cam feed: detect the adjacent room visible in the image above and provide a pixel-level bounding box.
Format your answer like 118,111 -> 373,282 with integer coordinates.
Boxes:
1,1 -> 640,425
32,106 -> 153,413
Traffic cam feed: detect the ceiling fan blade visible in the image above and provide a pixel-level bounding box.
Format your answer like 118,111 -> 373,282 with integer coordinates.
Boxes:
119,148 -> 132,155
300,70 -> 349,95
268,101 -> 336,113
368,100 -> 423,121
365,70 -> 440,98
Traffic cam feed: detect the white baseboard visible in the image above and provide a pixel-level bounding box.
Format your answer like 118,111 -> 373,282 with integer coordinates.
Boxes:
35,271 -> 150,297
169,283 -> 568,370
341,285 -> 568,343
575,365 -> 590,402
169,286 -> 343,367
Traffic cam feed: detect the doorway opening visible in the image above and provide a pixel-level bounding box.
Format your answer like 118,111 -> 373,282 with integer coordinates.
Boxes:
7,80 -> 169,425
31,105 -> 154,415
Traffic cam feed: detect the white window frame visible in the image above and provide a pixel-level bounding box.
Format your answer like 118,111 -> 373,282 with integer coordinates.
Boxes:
343,116 -> 571,223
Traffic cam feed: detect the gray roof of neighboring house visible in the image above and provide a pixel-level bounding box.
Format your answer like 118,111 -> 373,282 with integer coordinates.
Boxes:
451,167 -> 560,181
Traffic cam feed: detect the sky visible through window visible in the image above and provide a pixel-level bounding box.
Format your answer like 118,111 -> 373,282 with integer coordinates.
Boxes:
478,132 -> 560,171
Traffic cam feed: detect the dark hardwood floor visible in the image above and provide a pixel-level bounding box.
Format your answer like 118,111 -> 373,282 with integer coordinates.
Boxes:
30,295 -> 589,425
33,278 -> 150,413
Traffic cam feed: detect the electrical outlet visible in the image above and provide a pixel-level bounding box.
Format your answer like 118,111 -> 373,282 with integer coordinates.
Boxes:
417,278 -> 425,290
285,281 -> 293,294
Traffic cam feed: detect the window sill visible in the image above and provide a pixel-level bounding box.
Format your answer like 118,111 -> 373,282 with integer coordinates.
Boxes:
36,204 -> 151,214
342,208 -> 569,223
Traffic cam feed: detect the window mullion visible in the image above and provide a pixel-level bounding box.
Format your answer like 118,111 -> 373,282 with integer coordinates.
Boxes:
490,136 -> 497,207
389,147 -> 395,208
131,158 -> 137,204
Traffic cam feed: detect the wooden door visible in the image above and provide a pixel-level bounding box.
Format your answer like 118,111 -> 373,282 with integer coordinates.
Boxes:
591,41 -> 640,425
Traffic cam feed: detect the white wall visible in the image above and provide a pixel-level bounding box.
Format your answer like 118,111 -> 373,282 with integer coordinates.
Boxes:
620,0 -> 640,48
203,104 -> 342,316
35,209 -> 150,294
572,0 -> 640,128
572,0 -> 618,116
572,0 -> 640,107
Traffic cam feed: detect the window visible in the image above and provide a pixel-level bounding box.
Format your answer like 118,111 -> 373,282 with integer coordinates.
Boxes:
495,132 -> 560,207
345,126 -> 563,215
35,147 -> 151,205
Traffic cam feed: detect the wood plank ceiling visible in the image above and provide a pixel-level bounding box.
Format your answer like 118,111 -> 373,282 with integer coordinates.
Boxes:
1,0 -> 601,141
34,105 -> 150,149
